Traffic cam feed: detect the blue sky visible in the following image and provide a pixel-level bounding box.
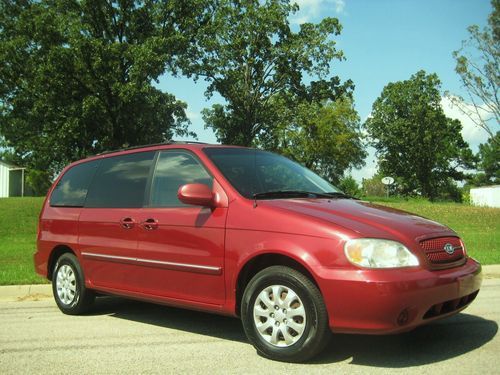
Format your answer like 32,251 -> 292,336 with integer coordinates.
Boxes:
156,0 -> 494,181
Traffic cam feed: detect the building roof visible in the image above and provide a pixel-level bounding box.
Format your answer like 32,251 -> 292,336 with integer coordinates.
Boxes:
470,185 -> 500,190
0,159 -> 20,169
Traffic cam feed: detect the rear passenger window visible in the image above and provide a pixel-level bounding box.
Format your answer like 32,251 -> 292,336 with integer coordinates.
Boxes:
85,152 -> 155,208
150,151 -> 212,207
50,160 -> 100,207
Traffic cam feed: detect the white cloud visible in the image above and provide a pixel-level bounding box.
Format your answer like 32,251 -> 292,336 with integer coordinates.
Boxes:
292,0 -> 346,24
186,110 -> 201,121
440,96 -> 490,152
334,0 -> 346,13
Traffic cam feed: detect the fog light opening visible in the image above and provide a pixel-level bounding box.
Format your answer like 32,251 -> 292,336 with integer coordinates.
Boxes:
397,309 -> 409,326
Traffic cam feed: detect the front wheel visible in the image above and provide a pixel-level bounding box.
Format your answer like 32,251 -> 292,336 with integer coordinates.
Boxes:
52,253 -> 95,315
241,266 -> 331,362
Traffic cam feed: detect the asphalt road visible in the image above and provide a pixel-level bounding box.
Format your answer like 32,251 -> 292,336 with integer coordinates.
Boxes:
1,279 -> 499,374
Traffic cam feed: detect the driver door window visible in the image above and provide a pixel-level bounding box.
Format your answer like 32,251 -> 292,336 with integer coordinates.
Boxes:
150,151 -> 212,207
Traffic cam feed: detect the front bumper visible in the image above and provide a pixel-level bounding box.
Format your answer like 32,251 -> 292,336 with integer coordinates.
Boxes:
317,257 -> 482,334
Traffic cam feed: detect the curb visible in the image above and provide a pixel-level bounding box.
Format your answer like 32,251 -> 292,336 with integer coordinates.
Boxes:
0,284 -> 52,301
1,265 -> 499,302
483,264 -> 500,279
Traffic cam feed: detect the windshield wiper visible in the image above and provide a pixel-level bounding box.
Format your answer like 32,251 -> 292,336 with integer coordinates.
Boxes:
322,191 -> 356,199
253,190 -> 345,200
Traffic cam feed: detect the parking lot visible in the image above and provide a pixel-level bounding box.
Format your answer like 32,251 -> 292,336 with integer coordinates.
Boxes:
1,278 -> 499,374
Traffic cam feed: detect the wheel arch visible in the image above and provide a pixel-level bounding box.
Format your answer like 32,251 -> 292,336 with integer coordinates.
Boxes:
47,245 -> 76,281
234,252 -> 321,316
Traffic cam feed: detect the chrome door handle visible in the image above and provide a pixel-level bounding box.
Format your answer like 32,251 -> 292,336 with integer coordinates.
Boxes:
141,218 -> 158,230
120,217 -> 135,229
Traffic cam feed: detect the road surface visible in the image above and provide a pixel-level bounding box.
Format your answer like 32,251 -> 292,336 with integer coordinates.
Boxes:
1,279 -> 499,374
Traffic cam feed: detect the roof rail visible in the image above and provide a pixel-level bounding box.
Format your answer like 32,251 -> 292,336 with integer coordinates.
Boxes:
95,140 -> 209,156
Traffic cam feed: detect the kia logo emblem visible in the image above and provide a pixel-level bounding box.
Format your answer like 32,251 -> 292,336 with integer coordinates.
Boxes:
444,243 -> 455,255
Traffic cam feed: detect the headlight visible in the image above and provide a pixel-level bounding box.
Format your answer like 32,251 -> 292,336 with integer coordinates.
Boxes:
344,238 -> 419,268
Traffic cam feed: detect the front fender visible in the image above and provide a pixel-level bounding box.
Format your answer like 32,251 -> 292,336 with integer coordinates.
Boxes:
222,229 -> 344,314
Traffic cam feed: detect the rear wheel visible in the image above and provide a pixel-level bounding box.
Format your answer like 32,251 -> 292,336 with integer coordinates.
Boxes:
52,253 -> 94,315
241,266 -> 330,362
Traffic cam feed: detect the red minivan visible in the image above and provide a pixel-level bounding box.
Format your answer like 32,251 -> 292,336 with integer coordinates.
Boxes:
34,142 -> 482,362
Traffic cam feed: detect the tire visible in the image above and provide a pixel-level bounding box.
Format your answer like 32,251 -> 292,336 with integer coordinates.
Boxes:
52,253 -> 95,315
241,266 -> 331,362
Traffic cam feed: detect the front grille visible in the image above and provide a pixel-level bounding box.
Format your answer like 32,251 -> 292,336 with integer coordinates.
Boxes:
423,291 -> 479,319
419,236 -> 465,265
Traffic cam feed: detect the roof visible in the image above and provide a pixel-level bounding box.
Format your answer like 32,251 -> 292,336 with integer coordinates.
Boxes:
92,140 -> 248,158
470,185 -> 500,190
0,159 -> 20,169
63,141 -> 248,171
95,140 -> 210,156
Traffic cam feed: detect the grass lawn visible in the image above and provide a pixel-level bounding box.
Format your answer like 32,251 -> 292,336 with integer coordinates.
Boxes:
0,196 -> 498,285
0,197 -> 47,285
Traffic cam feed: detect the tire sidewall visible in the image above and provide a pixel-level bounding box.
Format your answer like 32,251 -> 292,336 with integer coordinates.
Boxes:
52,254 -> 84,313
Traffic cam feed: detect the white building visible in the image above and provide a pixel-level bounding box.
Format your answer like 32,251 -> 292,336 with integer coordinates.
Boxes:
0,160 -> 26,198
470,185 -> 500,208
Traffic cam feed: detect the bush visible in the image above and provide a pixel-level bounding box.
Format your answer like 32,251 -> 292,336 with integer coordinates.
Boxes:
338,175 -> 362,198
26,170 -> 52,196
461,187 -> 471,205
362,175 -> 386,197
433,179 -> 463,203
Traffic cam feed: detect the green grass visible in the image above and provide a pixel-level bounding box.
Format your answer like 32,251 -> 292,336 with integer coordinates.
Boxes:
0,196 -> 498,285
0,197 -> 47,285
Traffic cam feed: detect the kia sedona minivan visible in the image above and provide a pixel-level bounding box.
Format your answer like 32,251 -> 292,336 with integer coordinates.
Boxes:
34,142 -> 482,362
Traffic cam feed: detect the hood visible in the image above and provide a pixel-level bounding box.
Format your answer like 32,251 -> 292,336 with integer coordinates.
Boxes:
261,198 -> 454,242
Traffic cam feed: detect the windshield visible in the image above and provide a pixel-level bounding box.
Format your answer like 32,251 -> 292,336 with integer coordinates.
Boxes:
203,148 -> 341,199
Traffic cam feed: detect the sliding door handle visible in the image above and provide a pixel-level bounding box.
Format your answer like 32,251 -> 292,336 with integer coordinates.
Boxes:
120,217 -> 135,229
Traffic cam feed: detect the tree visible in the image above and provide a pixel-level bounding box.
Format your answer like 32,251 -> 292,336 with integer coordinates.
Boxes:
468,132 -> 500,185
186,0 -> 352,146
479,132 -> 500,182
0,0 -> 207,178
258,97 -> 366,184
365,71 -> 475,200
337,175 -> 362,198
361,174 -> 386,198
447,0 -> 499,142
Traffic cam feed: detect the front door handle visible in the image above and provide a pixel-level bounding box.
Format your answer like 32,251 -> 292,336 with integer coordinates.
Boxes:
120,217 -> 135,229
141,218 -> 158,230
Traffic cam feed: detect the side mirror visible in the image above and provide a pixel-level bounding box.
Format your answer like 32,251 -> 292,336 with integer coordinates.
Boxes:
177,183 -> 215,207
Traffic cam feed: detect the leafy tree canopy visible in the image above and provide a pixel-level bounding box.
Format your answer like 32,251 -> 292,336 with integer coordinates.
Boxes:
468,132 -> 500,186
365,71 -> 475,200
258,96 -> 366,184
186,0 -> 352,146
447,0 -> 499,142
361,173 -> 386,198
337,175 -> 362,198
0,0 -> 210,176
479,132 -> 500,182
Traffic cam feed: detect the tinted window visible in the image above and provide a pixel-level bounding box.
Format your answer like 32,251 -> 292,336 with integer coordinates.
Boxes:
204,148 -> 339,198
150,151 -> 212,207
50,160 -> 100,207
85,152 -> 155,208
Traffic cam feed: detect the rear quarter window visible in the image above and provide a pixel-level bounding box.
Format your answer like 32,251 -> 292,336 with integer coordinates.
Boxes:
50,160 -> 100,207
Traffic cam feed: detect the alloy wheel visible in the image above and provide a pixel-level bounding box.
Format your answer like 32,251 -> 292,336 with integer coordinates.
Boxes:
253,284 -> 307,347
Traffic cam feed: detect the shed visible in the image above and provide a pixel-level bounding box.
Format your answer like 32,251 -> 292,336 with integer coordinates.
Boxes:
0,160 -> 26,198
470,185 -> 500,208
